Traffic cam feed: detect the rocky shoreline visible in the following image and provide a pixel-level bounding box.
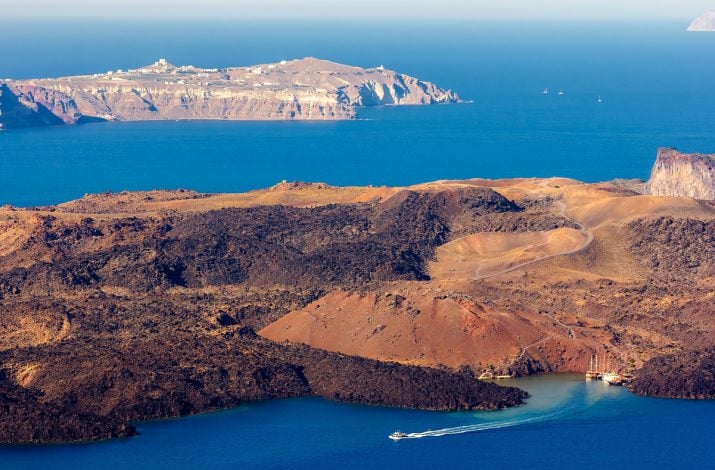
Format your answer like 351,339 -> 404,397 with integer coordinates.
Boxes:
628,348 -> 715,399
0,331 -> 527,444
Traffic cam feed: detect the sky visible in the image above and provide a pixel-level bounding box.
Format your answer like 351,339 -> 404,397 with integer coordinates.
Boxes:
2,0 -> 712,19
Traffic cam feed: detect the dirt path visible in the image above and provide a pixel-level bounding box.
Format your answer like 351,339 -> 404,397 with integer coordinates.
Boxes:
507,335 -> 551,368
474,179 -> 593,280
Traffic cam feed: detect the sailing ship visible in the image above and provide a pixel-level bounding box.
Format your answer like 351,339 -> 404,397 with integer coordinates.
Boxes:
586,355 -> 601,380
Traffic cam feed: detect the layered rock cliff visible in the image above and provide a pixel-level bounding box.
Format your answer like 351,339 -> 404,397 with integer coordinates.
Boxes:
0,58 -> 460,129
645,148 -> 715,200
687,11 -> 715,31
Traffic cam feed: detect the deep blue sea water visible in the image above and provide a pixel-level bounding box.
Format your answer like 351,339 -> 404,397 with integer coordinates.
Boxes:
1,20 -> 715,206
1,375 -> 713,469
1,20 -> 714,468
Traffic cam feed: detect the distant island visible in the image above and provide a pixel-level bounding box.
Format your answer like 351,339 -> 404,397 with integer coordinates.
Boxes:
0,58 -> 461,129
687,11 -> 715,31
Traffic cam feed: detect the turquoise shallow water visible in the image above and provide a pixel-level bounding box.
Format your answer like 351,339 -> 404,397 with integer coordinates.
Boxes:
1,374 -> 713,469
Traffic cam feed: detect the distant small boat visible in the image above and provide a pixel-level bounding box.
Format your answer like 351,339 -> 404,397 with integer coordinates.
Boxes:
543,88 -> 549,94
389,431 -> 408,440
597,96 -> 603,103
557,89 -> 564,95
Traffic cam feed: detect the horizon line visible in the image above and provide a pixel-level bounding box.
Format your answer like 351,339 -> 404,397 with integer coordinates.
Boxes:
0,15 -> 697,21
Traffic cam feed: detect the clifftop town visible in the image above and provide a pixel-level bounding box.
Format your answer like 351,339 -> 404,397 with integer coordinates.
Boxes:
0,58 -> 461,129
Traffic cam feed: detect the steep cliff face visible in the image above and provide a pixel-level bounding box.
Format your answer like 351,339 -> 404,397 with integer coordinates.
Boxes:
687,11 -> 715,31
645,148 -> 715,200
0,58 -> 460,129
0,84 -> 66,129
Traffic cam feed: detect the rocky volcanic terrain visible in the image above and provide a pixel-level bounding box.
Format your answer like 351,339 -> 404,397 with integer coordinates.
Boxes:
628,347 -> 715,399
688,11 -> 715,31
0,58 -> 460,129
0,151 -> 714,443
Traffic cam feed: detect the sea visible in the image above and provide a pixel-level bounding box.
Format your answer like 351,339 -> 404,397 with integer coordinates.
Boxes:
1,375 -> 714,469
0,19 -> 714,468
1,20 -> 715,207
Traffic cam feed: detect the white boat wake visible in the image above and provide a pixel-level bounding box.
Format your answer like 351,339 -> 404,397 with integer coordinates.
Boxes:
390,400 -> 586,441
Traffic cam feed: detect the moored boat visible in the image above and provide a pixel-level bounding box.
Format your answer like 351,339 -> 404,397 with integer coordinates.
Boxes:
601,372 -> 624,385
586,355 -> 601,380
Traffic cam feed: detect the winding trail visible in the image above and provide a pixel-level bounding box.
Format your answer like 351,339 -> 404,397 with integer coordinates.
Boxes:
473,179 -> 593,280
506,335 -> 551,369
543,311 -> 576,339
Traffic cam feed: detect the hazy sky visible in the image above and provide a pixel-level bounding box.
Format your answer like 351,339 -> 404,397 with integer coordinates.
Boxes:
4,0 -> 712,19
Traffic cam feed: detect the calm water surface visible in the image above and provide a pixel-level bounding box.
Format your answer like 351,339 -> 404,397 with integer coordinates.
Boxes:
1,20 -> 715,206
1,374 -> 713,469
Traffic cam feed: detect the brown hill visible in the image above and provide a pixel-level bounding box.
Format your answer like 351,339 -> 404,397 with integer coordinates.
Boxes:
1,173 -> 714,443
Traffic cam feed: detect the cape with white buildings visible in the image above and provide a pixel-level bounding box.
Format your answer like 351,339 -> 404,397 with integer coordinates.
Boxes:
0,58 -> 461,129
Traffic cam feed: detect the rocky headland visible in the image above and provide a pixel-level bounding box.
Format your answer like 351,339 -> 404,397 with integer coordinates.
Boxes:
0,58 -> 460,129
645,148 -> 715,200
0,150 -> 714,443
687,11 -> 715,31
628,348 -> 715,399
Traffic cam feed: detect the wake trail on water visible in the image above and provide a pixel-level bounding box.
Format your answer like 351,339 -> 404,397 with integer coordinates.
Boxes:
396,388 -> 601,440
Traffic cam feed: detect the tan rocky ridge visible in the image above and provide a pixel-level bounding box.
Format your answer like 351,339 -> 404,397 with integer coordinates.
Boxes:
0,58 -> 460,129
